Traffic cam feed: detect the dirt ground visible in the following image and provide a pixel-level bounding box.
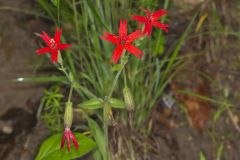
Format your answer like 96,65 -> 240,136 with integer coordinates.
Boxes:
0,0 -> 49,159
148,1 -> 240,159
0,0 -> 239,160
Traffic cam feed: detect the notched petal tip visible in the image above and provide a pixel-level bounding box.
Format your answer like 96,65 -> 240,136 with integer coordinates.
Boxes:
119,19 -> 128,37
152,21 -> 169,33
100,32 -> 109,40
125,44 -> 144,59
35,47 -> 51,55
60,134 -> 66,149
100,32 -> 120,45
143,8 -> 151,17
152,9 -> 167,18
59,43 -> 72,50
60,129 -> 79,152
131,15 -> 146,23
156,9 -> 167,14
111,59 -> 118,64
71,135 -> 79,150
54,27 -> 62,43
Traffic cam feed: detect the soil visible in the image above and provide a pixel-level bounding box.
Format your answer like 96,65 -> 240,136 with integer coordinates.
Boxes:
0,0 -> 49,159
0,0 -> 239,160
149,1 -> 240,159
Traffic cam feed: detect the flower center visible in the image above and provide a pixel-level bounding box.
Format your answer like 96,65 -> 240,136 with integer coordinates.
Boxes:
50,38 -> 57,50
147,15 -> 152,23
121,40 -> 126,45
120,36 -> 127,45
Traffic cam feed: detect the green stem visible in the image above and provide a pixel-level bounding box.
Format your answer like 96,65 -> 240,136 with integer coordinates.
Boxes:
57,0 -> 60,27
67,85 -> 73,103
108,50 -> 128,98
123,67 -> 127,87
103,117 -> 109,160
58,53 -> 96,98
103,51 -> 129,160
72,0 -> 80,43
108,68 -> 123,98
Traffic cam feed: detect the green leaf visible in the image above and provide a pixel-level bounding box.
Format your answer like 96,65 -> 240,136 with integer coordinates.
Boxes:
216,143 -> 223,160
35,133 -> 96,160
78,98 -> 103,109
111,64 -> 123,71
199,151 -> 206,160
93,150 -> 102,160
38,0 -> 55,19
158,36 -> 166,55
84,0 -> 109,30
109,98 -> 125,109
50,0 -> 59,7
13,76 -> 67,83
88,118 -> 106,160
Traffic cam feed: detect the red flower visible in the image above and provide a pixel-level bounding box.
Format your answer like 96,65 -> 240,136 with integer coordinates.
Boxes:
132,8 -> 169,37
36,28 -> 71,62
60,128 -> 79,152
101,19 -> 143,64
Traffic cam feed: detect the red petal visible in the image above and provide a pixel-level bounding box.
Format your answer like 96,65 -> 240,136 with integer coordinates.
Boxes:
54,28 -> 62,44
131,15 -> 146,23
143,8 -> 151,17
60,133 -> 66,149
66,133 -> 71,152
125,44 -> 143,58
51,50 -> 58,62
35,47 -> 51,55
71,133 -> 79,150
126,30 -> 143,43
152,9 -> 167,19
39,31 -> 51,47
100,32 -> 120,44
111,45 -> 124,64
137,21 -> 143,27
119,19 -> 127,37
143,23 -> 152,37
58,44 -> 71,50
152,21 -> 169,33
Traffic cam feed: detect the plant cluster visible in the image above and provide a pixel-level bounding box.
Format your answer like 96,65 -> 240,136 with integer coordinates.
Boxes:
33,1 -> 174,160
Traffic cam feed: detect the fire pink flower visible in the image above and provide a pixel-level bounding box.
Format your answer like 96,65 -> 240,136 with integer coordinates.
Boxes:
36,28 -> 71,62
60,128 -> 79,152
132,8 -> 169,37
100,19 -> 144,64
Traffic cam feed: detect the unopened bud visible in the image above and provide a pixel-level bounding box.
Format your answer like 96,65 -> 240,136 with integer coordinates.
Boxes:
123,87 -> 135,111
64,102 -> 73,128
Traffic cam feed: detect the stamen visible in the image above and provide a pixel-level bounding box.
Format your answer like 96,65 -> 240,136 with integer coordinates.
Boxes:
50,38 -> 57,49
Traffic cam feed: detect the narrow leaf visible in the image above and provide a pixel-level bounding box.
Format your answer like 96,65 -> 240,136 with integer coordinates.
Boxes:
78,98 -> 103,109
109,98 -> 125,109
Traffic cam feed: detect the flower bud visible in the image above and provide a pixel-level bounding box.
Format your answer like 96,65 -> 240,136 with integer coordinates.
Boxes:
123,87 -> 135,111
64,102 -> 73,128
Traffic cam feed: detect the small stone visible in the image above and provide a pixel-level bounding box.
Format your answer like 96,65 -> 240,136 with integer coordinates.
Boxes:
188,136 -> 192,141
2,125 -> 13,134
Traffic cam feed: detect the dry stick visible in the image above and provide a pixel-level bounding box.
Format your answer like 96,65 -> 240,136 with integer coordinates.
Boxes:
226,107 -> 240,134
